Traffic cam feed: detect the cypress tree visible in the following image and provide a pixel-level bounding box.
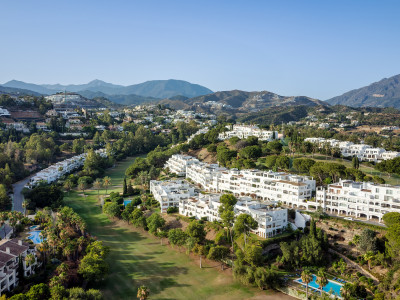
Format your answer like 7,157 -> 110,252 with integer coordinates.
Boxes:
123,178 -> 128,196
18,255 -> 24,283
310,218 -> 317,238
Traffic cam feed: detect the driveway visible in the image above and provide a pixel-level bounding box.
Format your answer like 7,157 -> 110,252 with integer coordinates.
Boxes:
12,176 -> 32,212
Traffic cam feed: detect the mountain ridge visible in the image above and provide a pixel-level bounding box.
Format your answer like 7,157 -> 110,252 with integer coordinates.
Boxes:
158,89 -> 326,113
326,74 -> 400,108
2,79 -> 213,99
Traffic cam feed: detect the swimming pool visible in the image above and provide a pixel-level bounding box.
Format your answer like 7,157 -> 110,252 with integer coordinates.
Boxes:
29,225 -> 40,230
123,200 -> 132,206
28,230 -> 44,244
295,274 -> 343,297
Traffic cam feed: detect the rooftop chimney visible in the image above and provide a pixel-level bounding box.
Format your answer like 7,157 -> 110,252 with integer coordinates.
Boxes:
18,240 -> 22,246
6,247 -> 10,254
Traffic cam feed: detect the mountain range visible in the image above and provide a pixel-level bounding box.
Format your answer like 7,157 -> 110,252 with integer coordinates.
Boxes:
1,79 -> 213,99
159,90 -> 326,113
326,74 -> 400,108
3,74 -> 400,110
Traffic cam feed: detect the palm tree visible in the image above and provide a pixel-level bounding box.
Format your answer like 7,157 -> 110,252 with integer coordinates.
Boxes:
364,251 -> 375,270
25,253 -> 36,267
301,268 -> 313,300
340,283 -> 352,300
37,240 -> 49,268
0,212 -> 8,237
49,276 -> 62,288
103,176 -> 111,195
76,236 -> 86,255
22,200 -> 28,217
316,268 -> 328,296
137,285 -> 150,300
62,243 -> 73,260
56,262 -> 69,275
93,179 -> 102,202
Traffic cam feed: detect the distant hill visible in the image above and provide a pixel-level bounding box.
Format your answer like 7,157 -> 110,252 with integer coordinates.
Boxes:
326,74 -> 400,108
237,105 -> 311,125
77,90 -> 158,106
160,90 -> 326,114
2,79 -> 213,99
45,92 -> 118,109
0,85 -> 44,96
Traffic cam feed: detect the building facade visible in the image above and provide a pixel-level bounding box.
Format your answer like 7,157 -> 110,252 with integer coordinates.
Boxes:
179,194 -> 288,238
0,239 -> 38,295
150,179 -> 196,213
304,137 -> 400,163
313,180 -> 400,222
218,124 -> 278,141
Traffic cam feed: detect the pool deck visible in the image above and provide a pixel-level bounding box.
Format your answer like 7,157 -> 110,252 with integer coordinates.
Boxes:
293,274 -> 343,298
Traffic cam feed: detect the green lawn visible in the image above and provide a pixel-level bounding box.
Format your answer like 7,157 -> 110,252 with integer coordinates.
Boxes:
65,157 -> 260,300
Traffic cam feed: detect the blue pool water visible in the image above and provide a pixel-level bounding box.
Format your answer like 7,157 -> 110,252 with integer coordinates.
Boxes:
28,230 -> 43,244
29,225 -> 40,230
296,274 -> 343,297
123,200 -> 132,206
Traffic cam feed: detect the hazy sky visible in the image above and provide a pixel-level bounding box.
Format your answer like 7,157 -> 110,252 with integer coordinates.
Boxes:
1,0 -> 399,99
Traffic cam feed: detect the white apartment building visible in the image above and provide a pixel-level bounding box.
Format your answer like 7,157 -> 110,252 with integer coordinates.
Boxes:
218,124 -> 278,142
0,108 -> 10,117
381,151 -> 400,160
0,239 -> 38,295
27,149 -> 107,187
150,179 -> 196,213
179,194 -> 288,238
313,180 -> 400,222
304,137 -> 399,163
164,154 -> 201,176
187,127 -> 210,142
166,155 -> 316,209
361,148 -> 386,162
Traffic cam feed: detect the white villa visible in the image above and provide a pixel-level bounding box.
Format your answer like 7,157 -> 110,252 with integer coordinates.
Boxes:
0,239 -> 38,295
179,194 -> 288,238
150,179 -> 196,213
304,137 -> 400,163
218,124 -> 278,141
312,180 -> 400,222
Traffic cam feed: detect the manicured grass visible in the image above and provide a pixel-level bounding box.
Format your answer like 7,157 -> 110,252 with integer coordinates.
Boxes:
65,158 -> 259,300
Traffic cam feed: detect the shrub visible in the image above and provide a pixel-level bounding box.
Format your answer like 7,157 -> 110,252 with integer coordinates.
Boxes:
167,206 -> 178,214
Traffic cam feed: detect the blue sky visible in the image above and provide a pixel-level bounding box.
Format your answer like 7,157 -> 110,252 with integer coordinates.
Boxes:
1,0 -> 399,99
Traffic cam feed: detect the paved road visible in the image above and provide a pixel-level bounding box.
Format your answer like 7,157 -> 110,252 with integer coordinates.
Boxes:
12,176 -> 32,212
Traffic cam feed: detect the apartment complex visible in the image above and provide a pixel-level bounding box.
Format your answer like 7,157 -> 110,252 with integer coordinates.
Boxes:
164,154 -> 200,176
27,149 -> 107,188
0,239 -> 38,295
313,180 -> 400,222
165,155 -> 316,209
150,179 -> 195,213
304,137 -> 400,162
179,194 -> 288,238
218,124 -> 278,141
